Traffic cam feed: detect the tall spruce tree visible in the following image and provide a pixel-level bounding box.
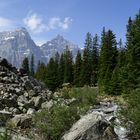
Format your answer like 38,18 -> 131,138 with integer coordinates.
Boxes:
35,62 -> 47,82
45,58 -> 59,91
63,46 -> 73,83
58,53 -> 65,86
30,54 -> 35,77
109,39 -> 126,95
80,32 -> 93,86
91,34 -> 99,86
98,29 -> 118,93
74,50 -> 82,86
22,57 -> 29,74
124,12 -> 140,91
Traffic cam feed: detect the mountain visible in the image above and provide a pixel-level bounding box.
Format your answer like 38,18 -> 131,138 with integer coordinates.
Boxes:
0,27 -> 45,68
40,34 -> 80,62
0,28 -> 80,68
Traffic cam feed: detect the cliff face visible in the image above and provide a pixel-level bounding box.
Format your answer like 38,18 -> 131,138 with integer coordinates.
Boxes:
0,28 -> 80,68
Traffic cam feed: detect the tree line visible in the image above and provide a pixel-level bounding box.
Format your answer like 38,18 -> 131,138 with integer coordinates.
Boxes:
21,11 -> 140,96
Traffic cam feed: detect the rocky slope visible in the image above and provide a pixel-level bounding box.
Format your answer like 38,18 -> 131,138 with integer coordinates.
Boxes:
0,57 -> 52,128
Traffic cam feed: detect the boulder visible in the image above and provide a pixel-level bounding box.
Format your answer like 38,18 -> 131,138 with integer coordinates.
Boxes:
32,96 -> 43,109
27,108 -> 36,115
10,114 -> 32,128
61,112 -> 118,140
41,100 -> 53,110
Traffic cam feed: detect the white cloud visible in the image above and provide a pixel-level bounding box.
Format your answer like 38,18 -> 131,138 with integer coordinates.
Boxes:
23,13 -> 47,33
23,12 -> 72,33
0,17 -> 12,27
48,17 -> 72,30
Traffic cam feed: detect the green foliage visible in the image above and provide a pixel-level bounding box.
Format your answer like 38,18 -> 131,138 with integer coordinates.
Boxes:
98,29 -> 118,93
21,57 -> 29,74
45,58 -> 59,91
0,129 -> 11,140
80,33 -> 93,86
33,105 -> 80,140
35,62 -> 47,82
63,46 -> 73,83
58,53 -> 65,87
74,50 -> 82,87
91,34 -> 99,86
30,54 -> 35,77
61,87 -> 98,114
122,88 -> 140,133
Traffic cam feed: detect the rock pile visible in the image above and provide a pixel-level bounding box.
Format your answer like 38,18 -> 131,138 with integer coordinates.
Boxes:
0,58 -> 52,127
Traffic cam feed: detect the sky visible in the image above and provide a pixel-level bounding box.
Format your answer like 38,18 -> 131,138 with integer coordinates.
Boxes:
0,0 -> 139,47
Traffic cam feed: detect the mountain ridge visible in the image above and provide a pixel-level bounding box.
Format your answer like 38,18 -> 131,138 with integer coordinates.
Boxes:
0,27 -> 80,68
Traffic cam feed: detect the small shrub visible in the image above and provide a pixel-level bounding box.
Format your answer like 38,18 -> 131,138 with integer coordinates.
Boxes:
33,105 -> 80,140
0,129 -> 11,140
122,88 -> 140,133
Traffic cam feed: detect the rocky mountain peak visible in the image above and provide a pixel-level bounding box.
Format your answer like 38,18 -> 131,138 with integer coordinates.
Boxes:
0,28 -> 80,68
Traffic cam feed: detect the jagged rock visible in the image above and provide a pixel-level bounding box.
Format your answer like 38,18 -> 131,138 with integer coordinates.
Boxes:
61,112 -> 118,140
27,108 -> 36,115
28,90 -> 37,97
10,114 -> 32,128
41,100 -> 53,110
12,108 -> 21,114
18,95 -> 28,104
32,96 -> 43,109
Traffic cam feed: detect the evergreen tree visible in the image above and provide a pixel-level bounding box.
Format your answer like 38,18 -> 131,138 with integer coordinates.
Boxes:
35,62 -> 47,82
63,46 -> 73,83
109,39 -> 126,95
91,34 -> 99,86
124,12 -> 140,91
98,29 -> 118,93
45,58 -> 59,91
58,53 -> 65,86
74,50 -> 82,87
80,32 -> 93,86
30,54 -> 35,77
22,57 -> 29,74
80,47 -> 91,86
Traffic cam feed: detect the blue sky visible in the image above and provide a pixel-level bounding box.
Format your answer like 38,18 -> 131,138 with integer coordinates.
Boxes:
0,0 -> 139,47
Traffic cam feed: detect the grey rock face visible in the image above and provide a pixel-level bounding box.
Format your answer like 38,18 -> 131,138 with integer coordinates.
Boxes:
0,28 -> 80,68
0,28 -> 45,68
61,113 -> 113,140
40,34 -> 80,62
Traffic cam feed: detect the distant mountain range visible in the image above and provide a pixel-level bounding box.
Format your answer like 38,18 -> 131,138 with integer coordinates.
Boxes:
0,27 -> 80,68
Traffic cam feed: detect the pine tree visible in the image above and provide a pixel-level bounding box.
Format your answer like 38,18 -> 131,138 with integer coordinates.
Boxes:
80,32 -> 93,86
109,39 -> 126,95
98,29 -> 118,93
124,12 -> 140,90
30,54 -> 35,77
22,57 -> 29,74
45,58 -> 59,91
80,47 -> 91,86
63,46 -> 73,83
74,50 -> 82,87
91,34 -> 99,86
58,53 -> 65,87
35,62 -> 47,82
